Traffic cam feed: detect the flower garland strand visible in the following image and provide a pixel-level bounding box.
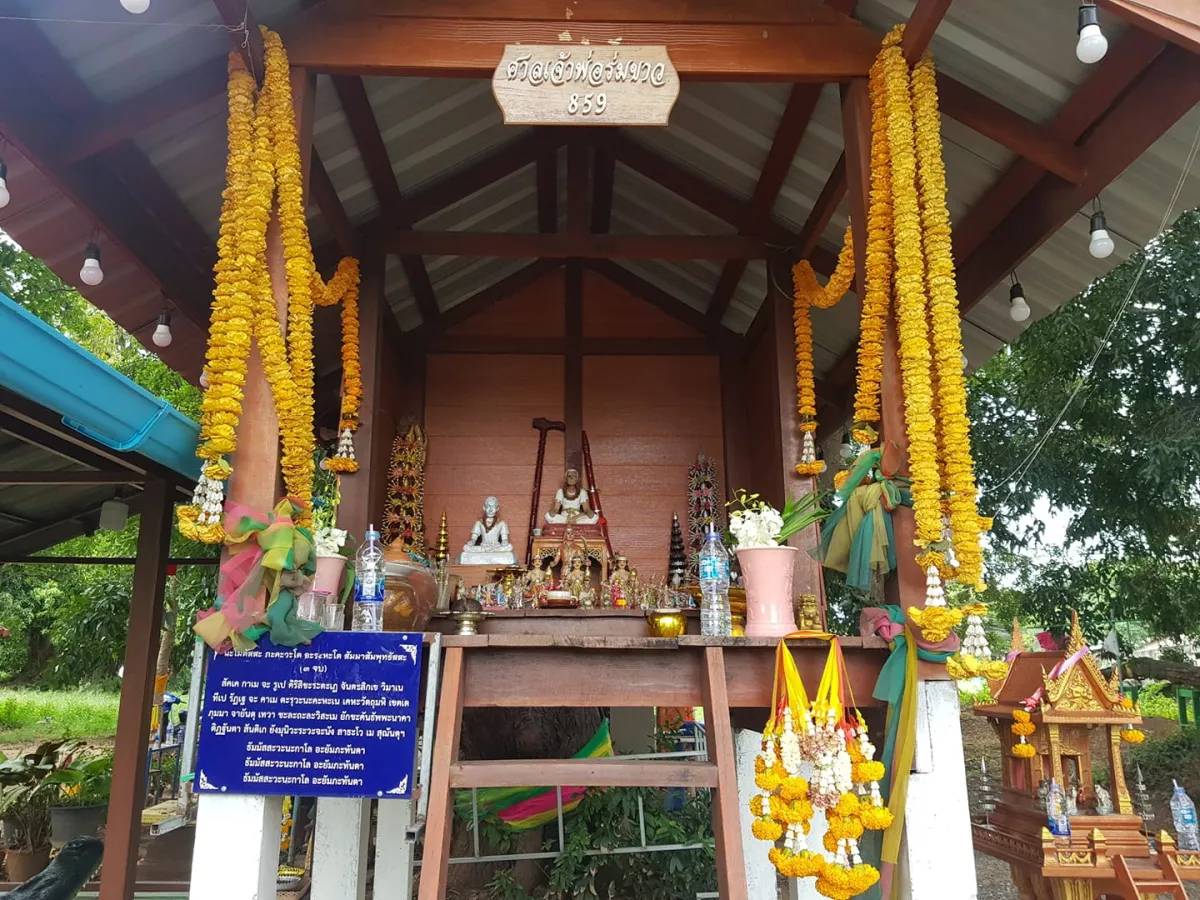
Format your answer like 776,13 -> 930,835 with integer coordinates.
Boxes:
177,30 -> 362,542
1010,708 -> 1037,758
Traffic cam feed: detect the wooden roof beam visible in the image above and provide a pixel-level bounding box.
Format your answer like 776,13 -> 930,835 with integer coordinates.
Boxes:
591,131 -> 617,235
901,0 -> 955,61
1098,0 -> 1200,55
708,83 -> 824,323
309,150 -> 357,257
282,13 -> 881,80
331,74 -> 439,323
385,231 -> 769,260
588,260 -> 731,344
537,134 -> 558,233
213,0 -> 267,77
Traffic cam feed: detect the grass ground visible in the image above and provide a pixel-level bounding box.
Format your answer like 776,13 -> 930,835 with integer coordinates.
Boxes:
0,686 -> 120,749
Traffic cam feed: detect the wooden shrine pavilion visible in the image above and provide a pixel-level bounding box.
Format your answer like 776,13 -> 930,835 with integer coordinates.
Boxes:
0,1 -> 1197,899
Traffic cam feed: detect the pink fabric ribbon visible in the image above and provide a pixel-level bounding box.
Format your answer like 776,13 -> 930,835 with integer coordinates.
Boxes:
1021,644 -> 1089,709
860,606 -> 960,653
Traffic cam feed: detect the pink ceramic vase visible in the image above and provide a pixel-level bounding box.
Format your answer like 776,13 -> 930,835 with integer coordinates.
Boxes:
313,554 -> 347,597
737,545 -> 799,638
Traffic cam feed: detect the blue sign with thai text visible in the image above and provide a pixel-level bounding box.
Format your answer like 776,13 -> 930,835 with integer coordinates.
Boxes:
195,632 -> 422,799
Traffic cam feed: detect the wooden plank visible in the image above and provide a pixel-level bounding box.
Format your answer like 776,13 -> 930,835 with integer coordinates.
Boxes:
282,17 -> 883,81
701,647 -> 749,900
449,759 -> 719,789
1098,0 -> 1200,55
309,150 -> 357,257
591,131 -> 617,235
428,336 -> 718,355
956,44 -> 1200,313
401,255 -> 441,324
0,471 -> 142,485
417,646 -> 465,900
564,260 -> 584,471
407,259 -> 562,342
588,260 -> 726,340
60,56 -> 227,163
299,0 -> 857,24
97,478 -> 172,900
841,79 -> 871,298
900,0 -> 955,61
720,348 -> 751,499
937,74 -> 1087,184
796,154 -> 847,261
567,136 -> 590,235
386,231 -> 768,259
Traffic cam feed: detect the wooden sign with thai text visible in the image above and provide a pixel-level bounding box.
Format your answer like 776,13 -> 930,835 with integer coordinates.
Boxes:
492,45 -> 680,126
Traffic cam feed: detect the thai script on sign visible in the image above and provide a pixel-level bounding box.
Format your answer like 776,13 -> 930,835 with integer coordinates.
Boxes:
505,48 -> 670,92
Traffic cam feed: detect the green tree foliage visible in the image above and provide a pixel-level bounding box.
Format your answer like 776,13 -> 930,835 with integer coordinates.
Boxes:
969,208 -> 1200,638
0,241 -> 213,684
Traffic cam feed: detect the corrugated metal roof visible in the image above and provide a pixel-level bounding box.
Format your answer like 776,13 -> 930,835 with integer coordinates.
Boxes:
2,0 -> 1198,386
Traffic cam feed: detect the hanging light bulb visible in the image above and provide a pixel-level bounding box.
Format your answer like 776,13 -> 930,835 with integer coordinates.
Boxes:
1088,205 -> 1115,259
0,160 -> 10,210
838,430 -> 854,461
200,369 -> 210,389
120,0 -> 151,13
961,352 -> 969,369
1009,279 -> 1030,323
99,498 -> 129,532
79,241 -> 104,286
152,310 -> 173,347
1075,2 -> 1108,64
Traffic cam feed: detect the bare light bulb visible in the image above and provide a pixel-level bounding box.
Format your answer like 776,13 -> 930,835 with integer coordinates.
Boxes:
200,369 -> 210,389
1009,282 -> 1030,323
79,242 -> 104,286
120,0 -> 151,13
99,498 -> 129,532
1076,4 -> 1108,64
0,160 -> 10,210
1088,211 -> 1114,259
839,433 -> 854,461
152,311 -> 173,347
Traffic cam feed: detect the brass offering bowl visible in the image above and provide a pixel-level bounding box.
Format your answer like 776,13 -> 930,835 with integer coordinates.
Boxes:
646,609 -> 687,638
450,610 -> 488,636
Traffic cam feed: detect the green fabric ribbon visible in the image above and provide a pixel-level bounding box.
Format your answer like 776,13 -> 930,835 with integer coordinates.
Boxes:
819,452 -> 910,591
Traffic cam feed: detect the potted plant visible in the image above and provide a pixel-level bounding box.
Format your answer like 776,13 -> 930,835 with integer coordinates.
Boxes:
727,489 -> 828,638
46,752 -> 111,848
0,741 -> 72,881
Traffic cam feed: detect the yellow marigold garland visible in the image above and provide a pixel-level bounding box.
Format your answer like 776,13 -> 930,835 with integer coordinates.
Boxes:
911,55 -> 984,589
177,31 -> 362,542
792,228 -> 855,475
1010,708 -> 1037,757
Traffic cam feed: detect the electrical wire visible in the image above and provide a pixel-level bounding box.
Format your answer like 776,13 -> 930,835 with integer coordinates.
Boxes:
983,113 -> 1200,500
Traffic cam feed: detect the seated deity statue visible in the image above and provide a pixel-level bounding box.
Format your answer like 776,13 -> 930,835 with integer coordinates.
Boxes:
545,468 -> 599,525
563,554 -> 590,600
457,496 -> 517,566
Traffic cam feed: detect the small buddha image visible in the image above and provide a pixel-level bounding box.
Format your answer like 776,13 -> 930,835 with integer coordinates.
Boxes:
563,555 -> 589,600
457,496 -> 517,566
545,468 -> 599,525
611,555 -> 634,608
523,557 -> 550,607
579,583 -> 597,609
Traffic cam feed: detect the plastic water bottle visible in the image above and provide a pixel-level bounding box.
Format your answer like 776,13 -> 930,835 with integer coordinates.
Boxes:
1172,780 -> 1200,850
352,525 -> 385,632
698,525 -> 731,637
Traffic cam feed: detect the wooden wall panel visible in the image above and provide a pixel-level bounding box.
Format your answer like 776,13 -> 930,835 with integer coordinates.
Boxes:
584,356 -> 723,579
582,270 -> 701,339
445,269 -> 565,338
424,354 -> 564,561
371,340 -> 423,529
743,327 -> 786,512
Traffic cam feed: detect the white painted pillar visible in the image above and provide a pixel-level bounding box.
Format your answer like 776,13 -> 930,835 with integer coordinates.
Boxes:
311,798 -> 372,900
374,799 -> 415,900
735,729 -> 775,900
190,794 -> 283,900
896,681 -> 976,900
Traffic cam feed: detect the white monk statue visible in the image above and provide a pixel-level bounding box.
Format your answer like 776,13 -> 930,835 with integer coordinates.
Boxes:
457,496 -> 517,566
545,468 -> 599,525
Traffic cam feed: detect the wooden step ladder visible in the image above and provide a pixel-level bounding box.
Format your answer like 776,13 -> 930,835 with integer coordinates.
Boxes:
417,640 -> 748,900
1114,846 -> 1187,899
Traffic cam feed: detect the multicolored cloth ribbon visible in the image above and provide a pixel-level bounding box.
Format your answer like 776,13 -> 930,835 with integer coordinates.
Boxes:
454,720 -> 613,831
860,606 -> 954,900
194,497 -> 321,652
820,451 -> 911,592
1020,644 -> 1089,710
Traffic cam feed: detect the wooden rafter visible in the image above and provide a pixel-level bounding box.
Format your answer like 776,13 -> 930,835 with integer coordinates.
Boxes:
567,136 -> 590,235
385,231 -> 769,260
591,131 -> 617,235
707,83 -> 824,323
331,74 -> 439,322
900,0 -> 955,61
1098,0 -> 1200,55
282,13 -> 881,81
309,150 -> 357,257
212,0 -> 266,77
537,133 -> 558,233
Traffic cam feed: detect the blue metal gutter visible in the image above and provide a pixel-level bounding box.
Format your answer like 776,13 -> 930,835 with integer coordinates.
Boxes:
0,291 -> 201,481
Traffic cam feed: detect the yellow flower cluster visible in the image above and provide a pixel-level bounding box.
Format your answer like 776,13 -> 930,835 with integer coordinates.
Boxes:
791,232 -> 854,476
946,653 -> 1009,682
816,862 -> 879,900
1011,707 -> 1038,756
852,55 -> 895,446
906,604 -> 962,643
177,30 -> 363,540
769,847 -> 827,879
910,56 -> 983,587
1121,727 -> 1146,744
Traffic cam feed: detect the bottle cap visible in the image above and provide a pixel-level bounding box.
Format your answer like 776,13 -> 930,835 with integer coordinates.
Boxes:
366,524 -> 380,540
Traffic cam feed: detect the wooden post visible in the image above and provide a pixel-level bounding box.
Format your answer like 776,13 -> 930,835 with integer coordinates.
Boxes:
564,259 -> 584,472
190,66 -> 316,900
700,647 -> 749,900
720,347 -> 750,499
98,477 -> 172,900
417,646 -> 466,900
337,234 -> 386,536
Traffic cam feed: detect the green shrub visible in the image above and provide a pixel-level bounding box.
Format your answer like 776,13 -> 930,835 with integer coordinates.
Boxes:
1135,681 -> 1180,721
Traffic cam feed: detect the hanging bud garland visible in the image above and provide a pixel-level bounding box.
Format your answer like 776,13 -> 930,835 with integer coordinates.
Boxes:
1010,708 -> 1037,759
177,30 -> 362,543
